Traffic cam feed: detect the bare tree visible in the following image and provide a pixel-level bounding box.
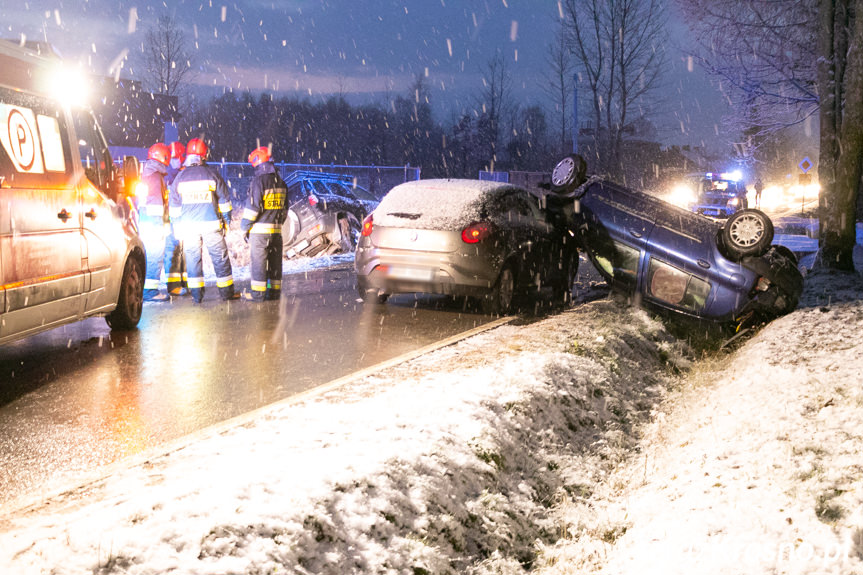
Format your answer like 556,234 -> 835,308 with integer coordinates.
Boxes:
477,53 -> 514,171
676,0 -> 863,271
677,0 -> 819,139
144,16 -> 194,98
562,0 -> 667,179
817,0 -> 863,270
542,25 -> 574,156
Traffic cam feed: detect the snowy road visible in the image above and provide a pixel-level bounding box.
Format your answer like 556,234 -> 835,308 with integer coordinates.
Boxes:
0,263 -> 502,510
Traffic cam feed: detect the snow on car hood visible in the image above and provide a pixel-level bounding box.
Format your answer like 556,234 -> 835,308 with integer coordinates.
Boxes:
374,179 -> 517,230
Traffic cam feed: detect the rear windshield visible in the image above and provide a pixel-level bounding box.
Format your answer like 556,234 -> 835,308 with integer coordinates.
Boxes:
374,180 -> 502,230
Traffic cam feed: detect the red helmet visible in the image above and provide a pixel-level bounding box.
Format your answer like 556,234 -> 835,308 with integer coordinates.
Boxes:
147,142 -> 170,166
169,141 -> 185,162
248,146 -> 271,167
186,138 -> 208,158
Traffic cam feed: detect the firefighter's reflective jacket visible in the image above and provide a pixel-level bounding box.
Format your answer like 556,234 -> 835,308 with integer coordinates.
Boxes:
139,159 -> 169,224
168,159 -> 232,236
240,161 -> 288,235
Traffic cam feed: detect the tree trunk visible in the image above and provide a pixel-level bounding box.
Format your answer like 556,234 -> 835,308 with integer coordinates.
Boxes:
818,0 -> 858,270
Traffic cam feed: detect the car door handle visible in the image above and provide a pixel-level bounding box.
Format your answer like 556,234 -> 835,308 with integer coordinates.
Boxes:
85,208 -> 97,220
57,208 -> 73,222
629,229 -> 642,238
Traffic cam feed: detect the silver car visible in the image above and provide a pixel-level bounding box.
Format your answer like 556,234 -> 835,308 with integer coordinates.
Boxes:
355,179 -> 578,314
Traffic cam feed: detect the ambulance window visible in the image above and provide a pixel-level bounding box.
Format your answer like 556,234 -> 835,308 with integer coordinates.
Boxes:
72,109 -> 113,192
36,114 -> 66,172
0,87 -> 72,187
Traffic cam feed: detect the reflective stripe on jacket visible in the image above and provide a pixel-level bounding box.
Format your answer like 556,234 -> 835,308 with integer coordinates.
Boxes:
240,162 -> 288,235
168,162 -> 231,234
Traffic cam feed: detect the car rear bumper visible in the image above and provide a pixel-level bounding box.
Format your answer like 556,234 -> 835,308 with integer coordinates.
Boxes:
355,246 -> 498,297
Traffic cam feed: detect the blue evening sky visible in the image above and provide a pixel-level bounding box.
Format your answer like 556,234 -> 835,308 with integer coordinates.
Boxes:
1,0 -> 728,149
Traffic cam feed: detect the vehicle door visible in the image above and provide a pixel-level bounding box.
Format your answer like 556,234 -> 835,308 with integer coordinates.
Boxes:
646,206 -> 730,314
0,87 -> 84,341
487,190 -> 552,284
577,181 -> 655,291
72,108 -> 126,315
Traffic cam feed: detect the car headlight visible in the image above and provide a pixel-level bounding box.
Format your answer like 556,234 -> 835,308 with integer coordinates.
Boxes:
666,184 -> 695,208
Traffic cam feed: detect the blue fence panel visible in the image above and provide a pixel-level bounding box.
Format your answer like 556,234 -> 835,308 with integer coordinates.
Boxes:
478,171 -> 510,183
213,162 -> 421,203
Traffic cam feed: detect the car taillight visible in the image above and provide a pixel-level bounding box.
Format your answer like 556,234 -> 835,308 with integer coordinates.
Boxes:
361,214 -> 374,236
461,222 -> 492,244
308,194 -> 319,207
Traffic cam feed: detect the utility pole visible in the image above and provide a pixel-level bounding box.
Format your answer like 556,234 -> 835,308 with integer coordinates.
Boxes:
572,73 -> 578,154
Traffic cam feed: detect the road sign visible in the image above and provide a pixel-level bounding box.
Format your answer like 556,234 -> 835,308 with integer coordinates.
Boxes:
799,156 -> 812,173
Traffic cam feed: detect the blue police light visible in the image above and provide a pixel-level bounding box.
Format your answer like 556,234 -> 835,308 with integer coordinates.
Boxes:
720,170 -> 743,182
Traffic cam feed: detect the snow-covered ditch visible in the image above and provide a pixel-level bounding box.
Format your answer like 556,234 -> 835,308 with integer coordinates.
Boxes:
0,285 -> 689,573
2,263 -> 863,574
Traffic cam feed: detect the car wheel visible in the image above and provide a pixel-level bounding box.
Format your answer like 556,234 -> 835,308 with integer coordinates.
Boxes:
551,154 -> 587,194
359,287 -> 389,304
720,209 -> 774,261
106,255 -> 144,330
337,214 -> 361,253
483,263 -> 515,315
283,209 -> 300,244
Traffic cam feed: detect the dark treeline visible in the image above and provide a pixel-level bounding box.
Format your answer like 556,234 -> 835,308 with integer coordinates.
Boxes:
180,76 -> 560,179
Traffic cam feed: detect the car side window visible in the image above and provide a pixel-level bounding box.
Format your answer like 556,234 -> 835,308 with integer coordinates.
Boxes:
71,109 -> 113,193
487,192 -> 532,223
328,182 -> 358,200
594,241 -> 639,283
647,259 -> 710,311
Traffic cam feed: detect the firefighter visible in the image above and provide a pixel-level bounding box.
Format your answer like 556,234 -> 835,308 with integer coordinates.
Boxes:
166,141 -> 188,295
139,142 -> 183,302
167,141 -> 185,186
168,137 -> 238,303
241,146 -> 288,301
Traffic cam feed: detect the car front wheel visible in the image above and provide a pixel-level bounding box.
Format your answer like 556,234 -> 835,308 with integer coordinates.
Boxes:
106,255 -> 144,330
720,209 -> 774,261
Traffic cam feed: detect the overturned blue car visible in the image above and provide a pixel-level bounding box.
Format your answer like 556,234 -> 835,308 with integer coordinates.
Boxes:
549,155 -> 803,328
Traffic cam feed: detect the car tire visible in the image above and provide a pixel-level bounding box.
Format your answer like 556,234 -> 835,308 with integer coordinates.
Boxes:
551,154 -> 588,194
106,255 -> 144,330
359,288 -> 389,305
483,263 -> 515,316
283,209 -> 300,244
336,214 -> 361,253
720,209 -> 774,261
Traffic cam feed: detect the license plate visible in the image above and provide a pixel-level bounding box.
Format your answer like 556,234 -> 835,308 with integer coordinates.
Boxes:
386,265 -> 433,281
